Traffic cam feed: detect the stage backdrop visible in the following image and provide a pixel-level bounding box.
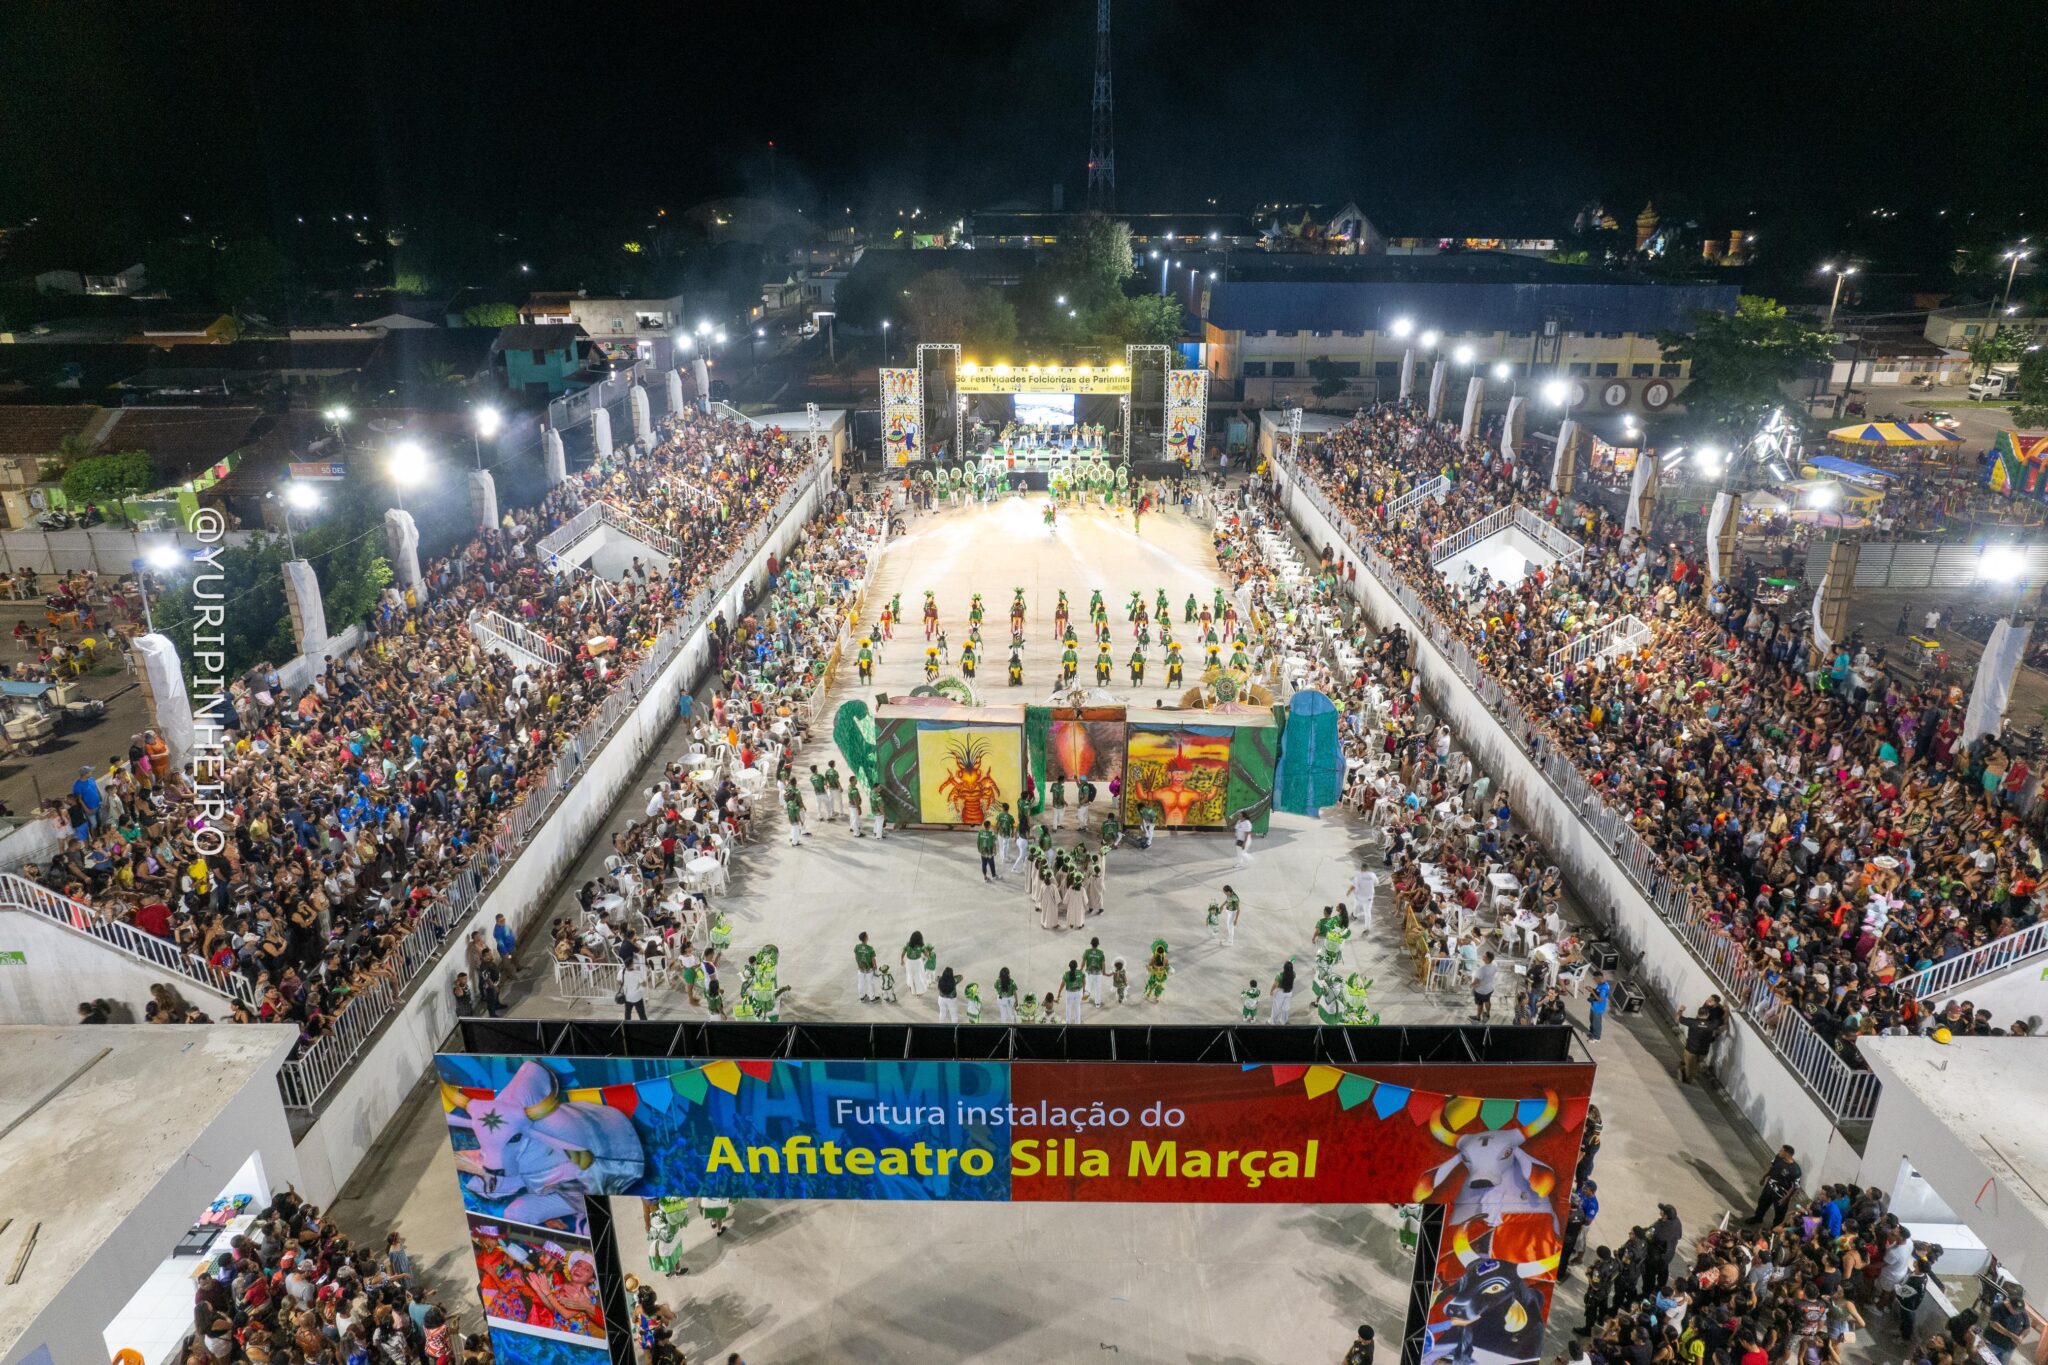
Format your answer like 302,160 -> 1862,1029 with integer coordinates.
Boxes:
1048,705 -> 1126,789
875,703 -> 1027,826
881,367 -> 921,465
1121,710 -> 1277,833
434,1054 -> 1592,1365
1164,367 -> 1209,463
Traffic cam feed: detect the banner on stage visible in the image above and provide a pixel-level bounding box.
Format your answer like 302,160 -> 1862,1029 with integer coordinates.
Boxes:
1164,367 -> 1209,462
958,364 -> 1130,395
881,367 -> 921,464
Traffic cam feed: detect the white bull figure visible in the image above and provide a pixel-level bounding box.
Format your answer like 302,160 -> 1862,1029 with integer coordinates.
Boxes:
1414,1092 -> 1561,1231
448,1061 -> 646,1228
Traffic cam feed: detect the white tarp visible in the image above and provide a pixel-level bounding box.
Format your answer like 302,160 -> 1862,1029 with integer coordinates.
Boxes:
131,633 -> 194,766
666,368 -> 686,417
1426,359 -> 1448,420
1550,419 -> 1579,492
1460,375 -> 1486,444
1963,619 -> 2032,746
543,427 -> 568,486
1625,451 -> 1659,535
1501,395 -> 1525,463
468,469 -> 499,530
383,508 -> 423,597
1398,349 -> 1416,401
1810,571 -> 1832,658
592,405 -> 613,461
630,383 -> 652,444
1706,490 -> 1736,585
280,558 -> 328,655
692,356 -> 711,412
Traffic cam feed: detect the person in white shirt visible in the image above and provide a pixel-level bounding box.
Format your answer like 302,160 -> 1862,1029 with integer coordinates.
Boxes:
620,951 -> 648,1021
1233,812 -> 1254,867
1350,864 -> 1378,931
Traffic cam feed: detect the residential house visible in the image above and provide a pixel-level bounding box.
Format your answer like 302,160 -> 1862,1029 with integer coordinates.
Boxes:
138,314 -> 241,345
33,263 -> 148,297
1923,305 -> 2047,350
492,324 -> 590,397
520,292 -> 684,367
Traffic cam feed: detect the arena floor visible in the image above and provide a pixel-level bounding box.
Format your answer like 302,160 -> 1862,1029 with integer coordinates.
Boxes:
327,495 -> 1774,1364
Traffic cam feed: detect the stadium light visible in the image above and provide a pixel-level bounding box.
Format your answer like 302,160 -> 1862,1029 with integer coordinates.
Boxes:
1491,362 -> 1512,381
1390,317 -> 1414,339
1453,344 -> 1474,365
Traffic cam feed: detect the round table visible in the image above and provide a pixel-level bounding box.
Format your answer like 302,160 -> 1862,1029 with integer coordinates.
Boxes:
595,894 -> 626,916
680,751 -> 715,770
685,856 -> 720,879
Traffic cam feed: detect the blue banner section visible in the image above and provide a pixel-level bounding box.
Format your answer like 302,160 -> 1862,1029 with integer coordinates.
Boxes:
436,1055 -> 1013,1217
486,1327 -> 610,1365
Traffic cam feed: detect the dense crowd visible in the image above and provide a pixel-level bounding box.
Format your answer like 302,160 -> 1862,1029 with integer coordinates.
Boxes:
1290,402 -> 2044,1062
24,406 -> 824,1050
1563,1135 -> 2041,1365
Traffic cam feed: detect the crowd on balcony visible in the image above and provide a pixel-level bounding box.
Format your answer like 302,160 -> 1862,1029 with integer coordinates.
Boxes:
1287,402 -> 2043,1061
18,406 -> 828,1050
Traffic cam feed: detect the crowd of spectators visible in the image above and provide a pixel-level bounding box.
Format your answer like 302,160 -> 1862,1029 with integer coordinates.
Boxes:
19,406 -> 827,1055
1288,402 -> 2045,1065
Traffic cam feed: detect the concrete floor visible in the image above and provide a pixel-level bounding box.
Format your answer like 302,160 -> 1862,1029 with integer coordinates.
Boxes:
328,497 -> 1774,1364
0,595 -> 149,820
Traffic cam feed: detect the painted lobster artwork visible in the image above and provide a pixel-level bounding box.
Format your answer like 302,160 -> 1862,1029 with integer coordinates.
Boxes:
936,733 -> 1003,824
446,1061 -> 647,1229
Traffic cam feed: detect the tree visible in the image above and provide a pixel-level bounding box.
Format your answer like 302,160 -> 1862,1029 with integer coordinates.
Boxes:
2017,346 -> 2048,401
1968,327 -> 2029,378
60,449 -> 156,517
463,301 -> 518,328
1089,294 -> 1185,349
1307,356 -> 1348,399
2013,403 -> 2048,430
392,268 -> 433,295
903,270 -> 1018,352
1657,295 -> 1831,444
1048,213 -> 1136,312
213,237 -> 290,317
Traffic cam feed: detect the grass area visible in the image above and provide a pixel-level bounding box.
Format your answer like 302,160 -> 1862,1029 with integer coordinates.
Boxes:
1905,399 -> 2015,410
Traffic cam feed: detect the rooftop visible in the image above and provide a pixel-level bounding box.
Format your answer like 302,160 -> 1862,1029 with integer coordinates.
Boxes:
492,322 -> 589,353
0,1026 -> 298,1363
0,405 -> 102,459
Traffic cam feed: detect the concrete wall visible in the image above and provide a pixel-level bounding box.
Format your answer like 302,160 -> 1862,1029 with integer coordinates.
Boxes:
1271,461 -> 1860,1193
1926,956 -> 2048,1030
2,1028 -> 301,1365
0,527 -> 258,575
0,908 -> 237,1023
289,464 -> 833,1206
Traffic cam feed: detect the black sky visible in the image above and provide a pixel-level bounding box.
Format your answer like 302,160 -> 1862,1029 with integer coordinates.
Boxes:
3,0 -> 2043,239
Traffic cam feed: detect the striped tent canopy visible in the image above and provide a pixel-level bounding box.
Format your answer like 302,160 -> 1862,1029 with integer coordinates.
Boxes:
1826,421 -> 1967,447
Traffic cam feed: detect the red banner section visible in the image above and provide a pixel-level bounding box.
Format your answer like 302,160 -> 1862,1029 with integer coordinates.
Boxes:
1007,1062 -> 1592,1209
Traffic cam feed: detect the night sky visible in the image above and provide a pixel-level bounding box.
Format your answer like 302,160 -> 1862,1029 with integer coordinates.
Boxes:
3,1 -> 2043,238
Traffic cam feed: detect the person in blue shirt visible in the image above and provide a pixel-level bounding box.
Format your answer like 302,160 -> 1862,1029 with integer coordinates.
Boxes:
71,766 -> 103,830
1587,970 -> 1611,1041
493,912 -> 516,963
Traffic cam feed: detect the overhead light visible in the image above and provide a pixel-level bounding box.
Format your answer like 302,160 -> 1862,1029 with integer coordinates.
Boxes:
145,545 -> 184,570
474,407 -> 502,438
388,440 -> 428,485
1390,317 -> 1414,339
1453,344 -> 1474,364
1491,362 -> 1511,381
284,483 -> 320,510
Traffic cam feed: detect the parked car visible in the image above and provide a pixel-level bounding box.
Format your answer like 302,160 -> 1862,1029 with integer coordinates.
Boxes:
1968,371 -> 2019,400
1923,410 -> 1961,430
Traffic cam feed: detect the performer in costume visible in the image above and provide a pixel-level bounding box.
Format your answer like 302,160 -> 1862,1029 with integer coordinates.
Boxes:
924,645 -> 940,681
1185,592 -> 1199,624
1111,956 -> 1131,1003
647,1198 -> 691,1276
1143,940 -> 1171,1002
1241,979 -> 1262,1021
856,640 -> 874,683
923,592 -> 938,639
960,642 -> 977,679
1165,642 -> 1185,688
1008,648 -> 1024,686
698,1196 -> 732,1237
1060,643 -> 1079,684
1094,642 -> 1113,684
1129,646 -> 1146,686
1054,591 -> 1070,635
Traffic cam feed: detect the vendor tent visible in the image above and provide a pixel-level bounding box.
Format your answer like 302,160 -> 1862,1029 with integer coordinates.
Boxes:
1826,421 -> 1965,448
1802,454 -> 1898,483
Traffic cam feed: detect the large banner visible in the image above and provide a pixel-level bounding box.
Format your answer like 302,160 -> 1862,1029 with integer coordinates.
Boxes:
881,366 -> 921,465
1164,367 -> 1209,463
436,1055 -> 1592,1365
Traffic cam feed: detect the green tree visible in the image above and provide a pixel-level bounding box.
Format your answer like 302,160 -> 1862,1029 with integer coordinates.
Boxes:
60,449 -> 156,518
2017,346 -> 2048,401
1657,295 -> 1831,444
392,268 -> 433,295
904,270 -> 1018,352
1089,293 -> 1185,349
213,237 -> 289,317
463,302 -> 519,328
2013,402 -> 2048,429
1048,213 -> 1136,312
1307,355 -> 1348,399
1968,327 -> 2029,378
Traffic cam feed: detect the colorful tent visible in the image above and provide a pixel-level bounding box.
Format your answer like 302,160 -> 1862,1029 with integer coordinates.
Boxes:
1985,431 -> 2048,500
1825,421 -> 1966,448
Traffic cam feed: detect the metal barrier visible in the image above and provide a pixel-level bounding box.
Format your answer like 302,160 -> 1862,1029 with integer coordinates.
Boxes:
596,501 -> 680,558
1271,445 -> 1884,1123
0,870 -> 255,1005
1428,506 -> 1514,565
1546,614 -> 1652,673
272,452 -> 832,1111
1513,506 -> 1587,569
469,609 -> 572,669
1890,919 -> 2048,1002
535,501 -> 605,561
1386,475 -> 1450,522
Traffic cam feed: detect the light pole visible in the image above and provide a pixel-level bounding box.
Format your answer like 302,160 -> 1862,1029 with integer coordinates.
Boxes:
282,482 -> 320,558
752,326 -> 766,375
322,405 -> 350,442
1820,262 -> 1858,334
1492,360 -> 1517,397
470,405 -> 500,469
881,320 -> 891,367
388,440 -> 427,513
1543,376 -> 1575,425
141,545 -> 182,633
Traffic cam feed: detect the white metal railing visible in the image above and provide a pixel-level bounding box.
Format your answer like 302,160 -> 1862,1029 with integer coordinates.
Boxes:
1891,919 -> 2048,1002
1272,443 -> 1883,1123
0,870 -> 256,1004
1428,506 -> 1514,564
536,500 -> 605,561
1513,505 -> 1587,569
273,451 -> 832,1111
552,958 -> 679,1000
597,501 -> 680,558
1386,475 -> 1450,522
470,609 -> 571,668
1546,613 -> 1652,673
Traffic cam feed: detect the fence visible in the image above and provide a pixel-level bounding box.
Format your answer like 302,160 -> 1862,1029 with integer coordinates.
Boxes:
596,501 -> 679,558
469,609 -> 571,669
552,958 -> 672,1001
1386,475 -> 1450,522
535,500 -> 606,561
1514,506 -> 1587,570
1546,614 -> 1652,673
272,451 -> 833,1110
1273,444 -> 1883,1123
546,362 -> 651,434
1848,539 -> 2048,591
1428,506 -> 1515,565
1890,918 -> 2048,1002
0,869 -> 255,1004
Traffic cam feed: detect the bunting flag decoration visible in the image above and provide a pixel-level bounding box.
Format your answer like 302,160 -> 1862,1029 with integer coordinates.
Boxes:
1336,1075 -> 1377,1110
701,1060 -> 744,1095
671,1069 -> 709,1106
1236,1065 -> 1587,1133
601,1084 -> 641,1118
1302,1065 -> 1345,1100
